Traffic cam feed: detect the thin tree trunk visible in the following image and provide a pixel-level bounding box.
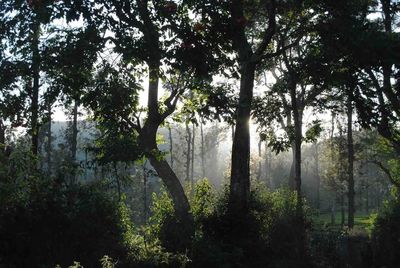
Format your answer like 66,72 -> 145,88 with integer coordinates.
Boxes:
257,138 -> 262,181
191,124 -> 195,186
143,162 -> 148,223
366,186 -> 369,214
314,142 -> 320,210
70,99 -> 79,184
168,125 -> 173,169
265,143 -> 273,188
289,143 -> 296,190
185,122 -> 191,183
200,122 -> 205,178
30,22 -> 40,156
114,162 -> 121,201
347,96 -> 355,228
46,103 -> 52,176
71,100 -> 78,162
331,199 -> 336,225
230,63 -> 256,212
0,119 -> 5,148
341,194 -> 345,226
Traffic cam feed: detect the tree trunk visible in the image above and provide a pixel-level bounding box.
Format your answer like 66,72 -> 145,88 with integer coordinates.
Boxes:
314,142 -> 320,210
185,122 -> 191,183
289,143 -> 296,190
293,117 -> 303,209
341,194 -> 345,226
30,22 -> 40,156
200,122 -> 205,178
168,125 -> 174,169
139,64 -> 193,251
347,96 -> 355,228
257,138 -> 262,181
143,162 -> 148,224
331,199 -> 336,224
366,186 -> 369,214
230,63 -> 256,212
0,119 -> 5,148
70,99 -> 79,184
71,100 -> 78,162
265,143 -> 273,188
287,76 -> 303,206
191,124 -> 195,186
46,103 -> 52,176
114,162 -> 121,201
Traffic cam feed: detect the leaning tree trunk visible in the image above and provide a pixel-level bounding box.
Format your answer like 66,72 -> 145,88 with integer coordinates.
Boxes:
139,64 -> 193,252
230,63 -> 256,212
30,22 -> 40,156
347,95 -> 355,228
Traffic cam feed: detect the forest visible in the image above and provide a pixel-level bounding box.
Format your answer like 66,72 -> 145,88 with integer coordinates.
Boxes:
0,0 -> 400,267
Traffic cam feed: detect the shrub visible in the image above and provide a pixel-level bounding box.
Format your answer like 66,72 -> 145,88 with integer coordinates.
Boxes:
190,182 -> 311,268
370,195 -> 400,267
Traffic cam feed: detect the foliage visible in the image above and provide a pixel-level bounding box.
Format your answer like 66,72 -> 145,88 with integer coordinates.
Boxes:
370,196 -> 400,267
191,183 -> 311,268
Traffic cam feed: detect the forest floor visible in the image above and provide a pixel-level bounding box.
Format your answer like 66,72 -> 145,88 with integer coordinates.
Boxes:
312,211 -> 372,231
310,211 -> 374,267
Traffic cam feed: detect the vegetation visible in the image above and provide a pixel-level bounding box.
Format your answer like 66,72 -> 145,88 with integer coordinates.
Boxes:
1,0 -> 399,267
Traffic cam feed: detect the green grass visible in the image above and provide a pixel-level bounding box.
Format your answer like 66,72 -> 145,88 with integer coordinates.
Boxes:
312,211 -> 373,231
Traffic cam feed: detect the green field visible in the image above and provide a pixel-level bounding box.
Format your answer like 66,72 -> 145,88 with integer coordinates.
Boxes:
312,211 -> 373,231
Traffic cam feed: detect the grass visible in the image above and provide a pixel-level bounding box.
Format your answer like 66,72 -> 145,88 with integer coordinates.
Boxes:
312,211 -> 373,232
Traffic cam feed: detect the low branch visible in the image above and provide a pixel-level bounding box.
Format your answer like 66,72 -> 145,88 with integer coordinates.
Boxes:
368,160 -> 400,188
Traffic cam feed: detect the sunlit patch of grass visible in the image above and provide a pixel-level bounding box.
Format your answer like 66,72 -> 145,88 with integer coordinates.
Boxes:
312,211 -> 374,233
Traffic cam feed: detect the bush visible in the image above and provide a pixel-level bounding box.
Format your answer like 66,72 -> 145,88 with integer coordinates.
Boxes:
0,176 -> 129,268
370,195 -> 400,267
190,182 -> 311,268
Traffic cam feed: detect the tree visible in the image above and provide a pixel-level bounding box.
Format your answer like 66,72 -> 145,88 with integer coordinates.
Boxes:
82,0 -> 230,249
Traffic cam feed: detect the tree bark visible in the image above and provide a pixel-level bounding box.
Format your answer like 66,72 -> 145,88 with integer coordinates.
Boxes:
257,138 -> 262,181
265,143 -> 273,188
230,63 -> 255,211
138,64 -> 194,251
314,142 -> 320,210
289,76 -> 303,207
46,103 -> 52,176
347,96 -> 355,228
30,22 -> 40,156
185,122 -> 191,183
143,162 -> 148,224
289,143 -> 296,190
341,194 -> 345,226
200,122 -> 205,178
168,125 -> 173,169
71,100 -> 78,162
69,99 -> 79,184
0,119 -> 5,148
191,124 -> 195,186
